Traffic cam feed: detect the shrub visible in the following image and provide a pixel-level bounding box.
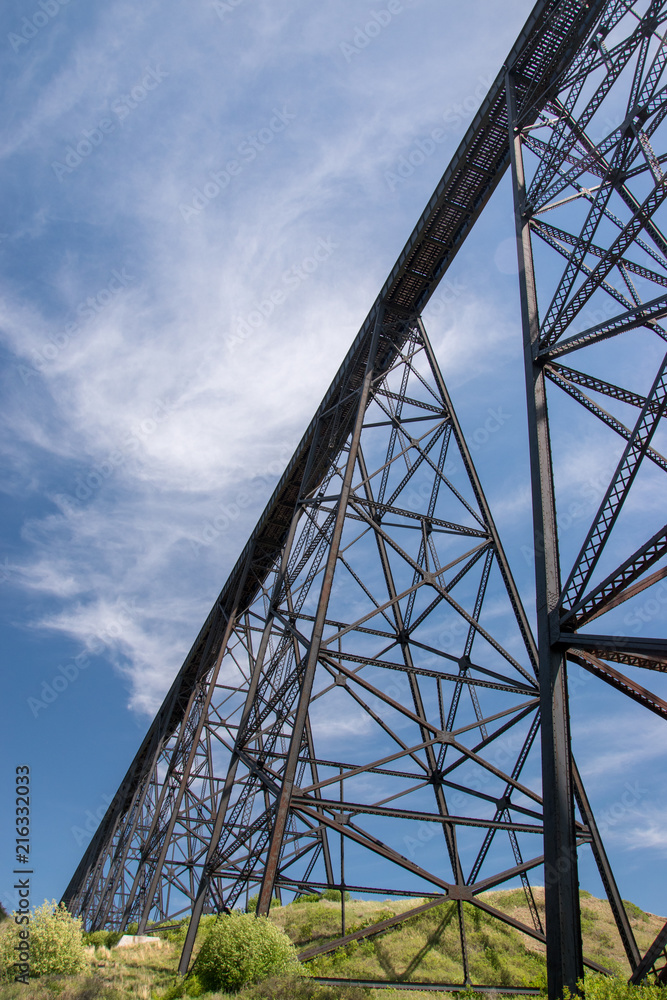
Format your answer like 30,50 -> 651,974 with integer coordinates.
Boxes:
563,976 -> 667,1000
83,930 -> 107,947
194,912 -> 302,993
83,929 -> 122,949
0,926 -> 15,984
0,900 -> 87,981
155,919 -> 188,946
622,900 -> 646,922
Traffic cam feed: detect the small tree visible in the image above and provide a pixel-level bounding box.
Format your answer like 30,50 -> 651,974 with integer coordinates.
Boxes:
0,900 -> 86,981
194,912 -> 302,993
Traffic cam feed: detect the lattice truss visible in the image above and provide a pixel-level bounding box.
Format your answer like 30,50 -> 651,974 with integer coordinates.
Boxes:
508,0 -> 667,985
67,312 -> 558,979
175,315 -> 550,966
63,0 -> 667,991
62,613 -> 254,932
512,4 -> 667,764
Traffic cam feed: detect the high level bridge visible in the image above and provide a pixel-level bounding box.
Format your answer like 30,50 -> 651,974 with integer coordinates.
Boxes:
62,1 -> 667,996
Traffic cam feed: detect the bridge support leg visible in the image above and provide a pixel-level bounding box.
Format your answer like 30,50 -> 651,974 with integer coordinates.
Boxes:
506,71 -> 584,1000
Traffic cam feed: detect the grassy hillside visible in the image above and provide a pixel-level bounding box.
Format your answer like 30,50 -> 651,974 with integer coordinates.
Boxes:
270,887 -> 665,987
0,889 -> 664,999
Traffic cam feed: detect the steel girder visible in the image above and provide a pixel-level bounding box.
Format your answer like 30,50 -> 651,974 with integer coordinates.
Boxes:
506,0 -> 667,993
61,1 -> 667,997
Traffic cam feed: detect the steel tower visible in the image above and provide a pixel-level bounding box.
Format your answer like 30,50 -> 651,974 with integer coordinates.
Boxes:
63,1 -> 667,995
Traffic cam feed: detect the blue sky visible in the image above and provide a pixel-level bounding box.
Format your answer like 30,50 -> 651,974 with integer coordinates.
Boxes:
1,0 -> 666,930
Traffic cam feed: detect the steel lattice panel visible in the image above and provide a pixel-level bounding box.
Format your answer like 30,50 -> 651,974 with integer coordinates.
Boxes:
62,1 -> 667,996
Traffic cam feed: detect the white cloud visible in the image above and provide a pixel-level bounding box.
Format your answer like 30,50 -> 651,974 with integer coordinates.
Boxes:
0,0 -> 581,723
573,712 -> 667,782
626,807 -> 667,854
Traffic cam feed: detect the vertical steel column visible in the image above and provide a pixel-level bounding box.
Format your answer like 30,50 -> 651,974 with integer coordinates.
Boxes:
506,72 -> 583,1000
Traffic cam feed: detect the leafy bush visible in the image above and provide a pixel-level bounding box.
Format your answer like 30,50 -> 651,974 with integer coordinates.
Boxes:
0,927 -> 15,984
622,900 -> 646,922
194,912 -> 302,993
83,930 -> 122,949
563,976 -> 667,1000
0,901 -> 87,981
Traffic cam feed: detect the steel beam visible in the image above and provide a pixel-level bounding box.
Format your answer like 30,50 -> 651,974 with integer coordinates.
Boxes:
506,69 -> 584,999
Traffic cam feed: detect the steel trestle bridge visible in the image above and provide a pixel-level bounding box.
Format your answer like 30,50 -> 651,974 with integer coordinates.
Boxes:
63,1 -> 667,996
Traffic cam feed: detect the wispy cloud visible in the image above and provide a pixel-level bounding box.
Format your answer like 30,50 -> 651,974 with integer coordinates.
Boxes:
626,807 -> 667,854
0,0 -> 565,721
574,713 -> 667,782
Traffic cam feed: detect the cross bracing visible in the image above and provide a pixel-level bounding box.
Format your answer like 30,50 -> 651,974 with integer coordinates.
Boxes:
62,0 -> 667,996
506,0 -> 667,990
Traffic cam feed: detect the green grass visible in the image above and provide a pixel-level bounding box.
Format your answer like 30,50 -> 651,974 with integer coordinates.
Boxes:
0,889 -> 664,999
0,940 -> 178,999
272,895 -> 544,987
